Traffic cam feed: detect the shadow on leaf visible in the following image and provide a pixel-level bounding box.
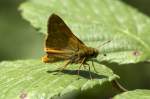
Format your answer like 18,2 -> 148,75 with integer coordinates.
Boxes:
47,69 -> 107,79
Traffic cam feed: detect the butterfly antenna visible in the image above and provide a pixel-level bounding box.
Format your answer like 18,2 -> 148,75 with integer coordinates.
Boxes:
97,40 -> 111,49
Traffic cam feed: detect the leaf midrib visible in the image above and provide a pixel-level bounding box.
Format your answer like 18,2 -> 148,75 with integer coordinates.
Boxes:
117,28 -> 150,51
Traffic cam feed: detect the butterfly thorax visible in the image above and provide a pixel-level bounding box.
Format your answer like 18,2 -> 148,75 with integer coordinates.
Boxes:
81,47 -> 98,58
70,47 -> 99,63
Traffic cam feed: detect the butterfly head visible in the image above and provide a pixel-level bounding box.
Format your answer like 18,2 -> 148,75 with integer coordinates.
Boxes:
88,47 -> 99,58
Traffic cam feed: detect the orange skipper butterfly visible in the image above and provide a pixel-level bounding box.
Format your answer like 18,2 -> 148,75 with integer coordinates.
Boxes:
42,14 -> 100,78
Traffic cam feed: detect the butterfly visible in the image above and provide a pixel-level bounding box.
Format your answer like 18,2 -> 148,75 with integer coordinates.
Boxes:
42,13 -> 99,78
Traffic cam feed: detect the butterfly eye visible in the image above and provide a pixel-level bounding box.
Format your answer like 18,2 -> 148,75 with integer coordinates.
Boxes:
91,54 -> 95,57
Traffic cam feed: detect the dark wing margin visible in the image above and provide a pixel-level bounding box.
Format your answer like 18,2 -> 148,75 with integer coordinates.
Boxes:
45,13 -> 86,51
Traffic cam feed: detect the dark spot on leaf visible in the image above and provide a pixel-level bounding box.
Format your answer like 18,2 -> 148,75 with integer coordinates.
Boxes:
35,27 -> 41,31
20,91 -> 27,99
132,50 -> 141,56
35,85 -> 39,87
103,53 -> 107,56
47,69 -> 107,79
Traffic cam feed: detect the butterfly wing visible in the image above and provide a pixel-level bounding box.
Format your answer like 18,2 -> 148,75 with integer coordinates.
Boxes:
44,14 -> 87,61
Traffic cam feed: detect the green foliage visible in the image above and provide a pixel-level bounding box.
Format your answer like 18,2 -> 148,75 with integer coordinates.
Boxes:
19,0 -> 150,64
0,60 -> 118,99
0,0 -> 43,61
113,89 -> 150,99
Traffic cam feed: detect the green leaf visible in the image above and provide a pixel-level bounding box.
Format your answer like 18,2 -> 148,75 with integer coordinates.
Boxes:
113,89 -> 150,99
19,0 -> 150,64
0,60 -> 118,99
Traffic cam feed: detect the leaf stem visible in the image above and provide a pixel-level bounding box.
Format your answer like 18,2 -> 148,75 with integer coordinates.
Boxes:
112,79 -> 128,92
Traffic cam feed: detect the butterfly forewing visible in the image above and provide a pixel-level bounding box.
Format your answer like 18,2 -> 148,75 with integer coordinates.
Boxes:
45,14 -> 87,59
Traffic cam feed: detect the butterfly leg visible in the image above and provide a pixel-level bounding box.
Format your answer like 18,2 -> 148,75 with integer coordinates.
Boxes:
92,60 -> 98,73
57,60 -> 71,74
88,64 -> 92,80
77,57 -> 86,76
84,63 -> 92,79
83,64 -> 87,69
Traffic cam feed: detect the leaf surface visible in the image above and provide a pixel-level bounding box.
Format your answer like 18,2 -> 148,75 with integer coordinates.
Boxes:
0,60 -> 118,99
113,89 -> 150,99
19,0 -> 150,64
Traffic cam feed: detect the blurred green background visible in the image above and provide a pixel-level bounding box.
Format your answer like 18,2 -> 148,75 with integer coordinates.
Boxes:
0,0 -> 44,61
0,0 -> 150,91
